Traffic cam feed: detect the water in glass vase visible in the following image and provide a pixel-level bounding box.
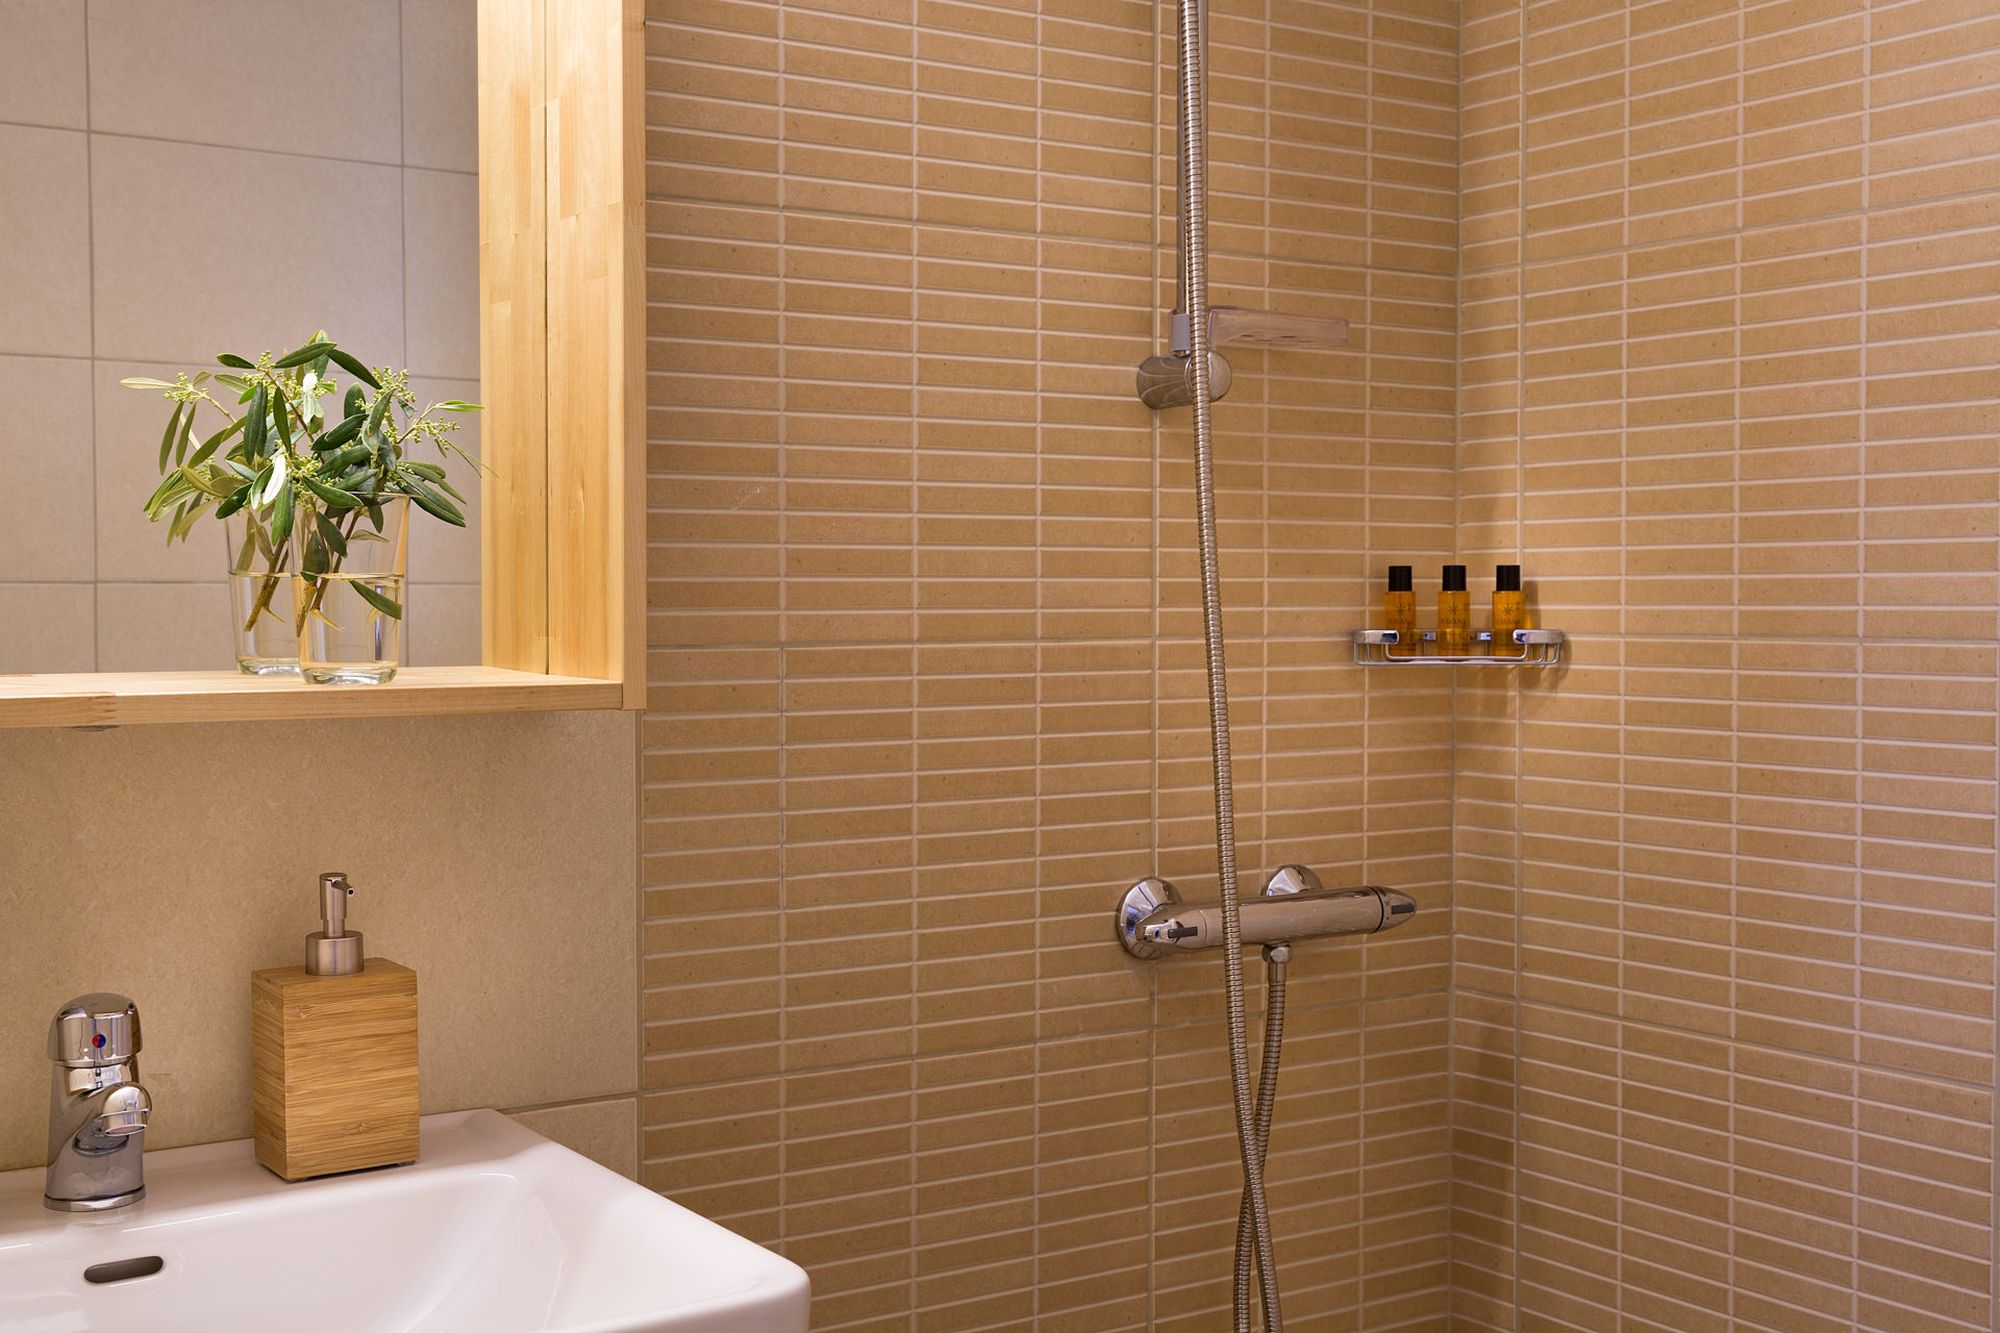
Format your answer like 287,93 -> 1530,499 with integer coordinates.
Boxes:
295,574 -> 407,685
225,508 -> 299,675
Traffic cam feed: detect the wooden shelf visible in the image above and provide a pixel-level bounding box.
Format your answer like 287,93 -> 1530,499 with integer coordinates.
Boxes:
0,666 -> 623,730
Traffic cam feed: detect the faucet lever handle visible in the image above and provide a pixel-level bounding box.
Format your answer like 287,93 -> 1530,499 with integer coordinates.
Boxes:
49,994 -> 141,1067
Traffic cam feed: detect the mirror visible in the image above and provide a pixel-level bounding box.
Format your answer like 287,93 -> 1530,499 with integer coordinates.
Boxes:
0,0 -> 482,676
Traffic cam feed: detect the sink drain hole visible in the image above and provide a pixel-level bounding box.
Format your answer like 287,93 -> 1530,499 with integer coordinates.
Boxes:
84,1256 -> 164,1284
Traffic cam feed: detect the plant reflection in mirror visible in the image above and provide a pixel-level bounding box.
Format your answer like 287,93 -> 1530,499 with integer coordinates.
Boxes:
128,334 -> 481,640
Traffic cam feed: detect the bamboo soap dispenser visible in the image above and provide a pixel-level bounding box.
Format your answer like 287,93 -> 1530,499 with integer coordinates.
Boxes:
252,872 -> 418,1181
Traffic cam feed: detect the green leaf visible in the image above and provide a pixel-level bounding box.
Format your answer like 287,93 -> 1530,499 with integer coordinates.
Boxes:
317,412 -> 365,450
271,386 -> 294,452
268,482 -> 295,548
325,347 -> 380,390
343,384 -> 366,419
141,468 -> 184,518
178,464 -> 236,498
122,376 -> 175,390
187,416 -> 245,469
352,581 -> 403,620
302,531 -> 327,578
243,385 -> 268,456
302,476 -> 361,510
216,352 -> 255,369
365,389 -> 391,439
172,405 -> 196,466
167,499 -> 207,544
316,510 -> 348,558
272,340 -> 335,369
405,481 -> 465,527
435,399 -> 482,413
159,403 -> 187,472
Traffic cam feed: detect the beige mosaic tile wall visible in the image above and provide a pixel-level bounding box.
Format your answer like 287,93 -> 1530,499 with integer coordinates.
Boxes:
644,0 -> 1459,1325
1454,0 -> 2000,1329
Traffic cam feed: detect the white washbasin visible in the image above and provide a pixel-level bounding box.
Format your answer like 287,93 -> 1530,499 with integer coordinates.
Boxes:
0,1109 -> 809,1332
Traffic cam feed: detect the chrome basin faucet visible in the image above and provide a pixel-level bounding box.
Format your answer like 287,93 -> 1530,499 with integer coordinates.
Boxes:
45,993 -> 151,1212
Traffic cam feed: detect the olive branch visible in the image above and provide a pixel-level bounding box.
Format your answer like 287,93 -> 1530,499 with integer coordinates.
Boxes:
129,334 -> 481,635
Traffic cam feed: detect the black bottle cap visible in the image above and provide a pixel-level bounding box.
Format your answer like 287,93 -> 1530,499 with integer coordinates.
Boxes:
1387,565 -> 1412,592
1495,564 -> 1521,592
1442,564 -> 1467,592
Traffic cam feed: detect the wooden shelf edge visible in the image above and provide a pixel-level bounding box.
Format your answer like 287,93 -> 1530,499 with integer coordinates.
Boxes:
0,666 -> 624,730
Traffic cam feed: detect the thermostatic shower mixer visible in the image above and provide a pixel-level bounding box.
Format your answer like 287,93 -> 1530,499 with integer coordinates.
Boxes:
1115,865 -> 1416,960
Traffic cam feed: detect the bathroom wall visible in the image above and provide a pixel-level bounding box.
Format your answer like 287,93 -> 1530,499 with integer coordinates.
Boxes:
0,3 -> 644,1192
644,0 -> 1459,1325
1453,1 -> 2000,1329
0,710 -> 641,1178
0,0 -> 482,673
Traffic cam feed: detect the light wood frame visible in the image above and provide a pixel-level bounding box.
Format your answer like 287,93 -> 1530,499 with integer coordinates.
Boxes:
0,0 -> 645,730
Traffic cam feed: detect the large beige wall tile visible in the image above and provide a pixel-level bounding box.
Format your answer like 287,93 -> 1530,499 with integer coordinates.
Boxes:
401,0 -> 479,173
85,0 -> 401,163
403,169 -> 481,380
0,355 -> 94,581
0,584 -> 94,671
94,582 -> 233,671
0,0 -> 86,129
0,709 -> 638,1173
507,1097 -> 639,1180
0,125 -> 91,358
90,137 -> 404,366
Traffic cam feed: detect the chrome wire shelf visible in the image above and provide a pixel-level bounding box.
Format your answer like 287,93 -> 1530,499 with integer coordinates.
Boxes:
1353,629 -> 1565,667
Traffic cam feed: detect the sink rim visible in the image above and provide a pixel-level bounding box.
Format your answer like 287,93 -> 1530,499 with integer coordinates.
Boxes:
0,1108 -> 810,1333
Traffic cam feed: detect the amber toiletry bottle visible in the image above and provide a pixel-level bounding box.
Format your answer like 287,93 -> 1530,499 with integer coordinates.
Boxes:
1491,564 -> 1523,656
1383,565 -> 1416,655
1437,564 -> 1470,655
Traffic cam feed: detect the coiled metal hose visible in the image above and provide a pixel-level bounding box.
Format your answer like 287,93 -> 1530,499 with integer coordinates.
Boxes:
1234,947 -> 1288,1325
1172,0 -> 1283,1323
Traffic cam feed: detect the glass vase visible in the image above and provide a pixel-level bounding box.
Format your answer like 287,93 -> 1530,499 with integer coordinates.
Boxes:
292,494 -> 410,686
224,505 -> 299,675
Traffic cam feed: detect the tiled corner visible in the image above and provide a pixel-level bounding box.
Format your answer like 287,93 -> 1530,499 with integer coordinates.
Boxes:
508,1097 -> 641,1180
0,0 -> 87,129
0,583 -> 94,672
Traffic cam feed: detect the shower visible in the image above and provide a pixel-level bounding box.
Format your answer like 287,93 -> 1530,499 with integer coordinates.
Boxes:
1115,1 -> 1413,1329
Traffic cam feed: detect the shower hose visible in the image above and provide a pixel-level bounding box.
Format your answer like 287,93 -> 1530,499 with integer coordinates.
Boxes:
1171,0 -> 1288,1326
